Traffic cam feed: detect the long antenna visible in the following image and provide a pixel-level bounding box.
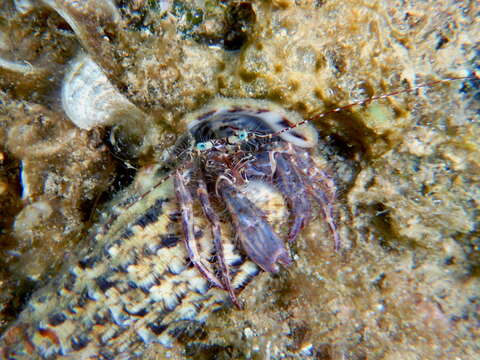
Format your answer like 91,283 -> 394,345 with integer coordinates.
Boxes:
256,74 -> 478,140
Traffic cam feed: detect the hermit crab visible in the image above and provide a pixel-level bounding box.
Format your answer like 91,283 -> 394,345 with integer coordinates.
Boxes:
165,98 -> 341,305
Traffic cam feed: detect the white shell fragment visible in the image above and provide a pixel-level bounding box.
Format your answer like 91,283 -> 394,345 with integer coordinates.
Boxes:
62,54 -> 144,130
13,200 -> 53,238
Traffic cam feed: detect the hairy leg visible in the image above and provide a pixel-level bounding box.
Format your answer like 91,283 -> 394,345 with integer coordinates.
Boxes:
196,177 -> 240,308
273,152 -> 313,242
173,170 -> 225,289
294,148 -> 341,251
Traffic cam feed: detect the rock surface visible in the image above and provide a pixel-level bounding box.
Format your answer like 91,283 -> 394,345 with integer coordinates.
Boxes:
0,0 -> 478,359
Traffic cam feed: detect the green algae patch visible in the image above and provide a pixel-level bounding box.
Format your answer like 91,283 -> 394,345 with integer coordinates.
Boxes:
360,103 -> 397,135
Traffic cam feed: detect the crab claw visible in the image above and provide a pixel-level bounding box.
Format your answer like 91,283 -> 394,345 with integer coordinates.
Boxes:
220,182 -> 291,272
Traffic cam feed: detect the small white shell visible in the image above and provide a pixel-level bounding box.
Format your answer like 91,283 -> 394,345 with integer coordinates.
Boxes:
61,54 -> 144,130
13,200 -> 53,238
14,0 -> 34,14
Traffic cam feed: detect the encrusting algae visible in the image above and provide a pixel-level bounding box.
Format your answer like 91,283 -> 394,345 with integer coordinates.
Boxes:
0,0 -> 479,359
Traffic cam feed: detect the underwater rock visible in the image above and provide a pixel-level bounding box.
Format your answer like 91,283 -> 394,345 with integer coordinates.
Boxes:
0,0 -> 478,359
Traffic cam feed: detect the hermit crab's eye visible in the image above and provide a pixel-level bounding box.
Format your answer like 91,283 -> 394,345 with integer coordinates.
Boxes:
226,129 -> 249,145
196,141 -> 213,151
237,130 -> 248,141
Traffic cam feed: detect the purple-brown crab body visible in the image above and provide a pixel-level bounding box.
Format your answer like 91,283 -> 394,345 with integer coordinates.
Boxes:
170,98 -> 340,304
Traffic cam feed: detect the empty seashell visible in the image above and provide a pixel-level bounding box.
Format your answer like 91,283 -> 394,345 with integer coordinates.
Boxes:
61,54 -> 144,130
